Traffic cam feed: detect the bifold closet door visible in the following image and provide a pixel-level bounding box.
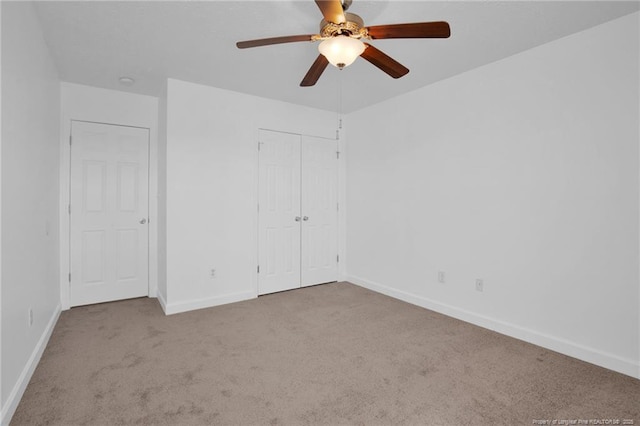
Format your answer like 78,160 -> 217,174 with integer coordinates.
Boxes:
258,130 -> 302,295
301,135 -> 338,287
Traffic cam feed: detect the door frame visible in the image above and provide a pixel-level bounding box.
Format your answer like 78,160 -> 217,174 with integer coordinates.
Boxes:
60,118 -> 157,310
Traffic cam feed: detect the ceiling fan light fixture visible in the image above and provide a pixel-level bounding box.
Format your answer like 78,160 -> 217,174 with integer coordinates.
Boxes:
318,35 -> 365,69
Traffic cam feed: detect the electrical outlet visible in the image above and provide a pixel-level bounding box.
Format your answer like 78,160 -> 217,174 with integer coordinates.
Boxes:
475,279 -> 484,292
438,271 -> 446,283
29,308 -> 33,326
210,268 -> 216,279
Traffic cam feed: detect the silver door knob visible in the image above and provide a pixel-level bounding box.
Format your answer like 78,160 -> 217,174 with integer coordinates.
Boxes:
303,216 -> 309,221
139,218 -> 147,224
295,216 -> 301,222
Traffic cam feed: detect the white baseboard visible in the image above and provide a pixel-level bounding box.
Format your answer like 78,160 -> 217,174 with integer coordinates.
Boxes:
163,291 -> 256,315
346,275 -> 640,380
156,290 -> 168,314
1,304 -> 61,426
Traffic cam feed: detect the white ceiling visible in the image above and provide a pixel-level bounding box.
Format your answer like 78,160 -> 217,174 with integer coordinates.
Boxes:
33,0 -> 639,113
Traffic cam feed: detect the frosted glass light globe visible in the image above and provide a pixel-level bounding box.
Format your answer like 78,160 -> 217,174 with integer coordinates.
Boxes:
318,35 -> 365,69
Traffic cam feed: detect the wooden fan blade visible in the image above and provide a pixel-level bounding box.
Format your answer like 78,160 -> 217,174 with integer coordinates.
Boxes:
360,43 -> 409,79
367,21 -> 451,39
300,54 -> 330,87
315,0 -> 346,24
236,34 -> 315,49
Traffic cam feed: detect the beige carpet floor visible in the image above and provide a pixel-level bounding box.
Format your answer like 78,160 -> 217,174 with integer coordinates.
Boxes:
11,282 -> 640,425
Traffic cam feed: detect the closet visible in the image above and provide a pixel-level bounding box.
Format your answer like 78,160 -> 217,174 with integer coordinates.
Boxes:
257,129 -> 338,295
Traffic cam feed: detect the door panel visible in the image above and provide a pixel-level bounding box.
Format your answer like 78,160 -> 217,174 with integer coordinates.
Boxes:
258,130 -> 301,295
70,121 -> 149,306
301,136 -> 338,287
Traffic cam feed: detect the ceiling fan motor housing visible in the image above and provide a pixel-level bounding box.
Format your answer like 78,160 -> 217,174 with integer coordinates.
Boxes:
320,12 -> 368,39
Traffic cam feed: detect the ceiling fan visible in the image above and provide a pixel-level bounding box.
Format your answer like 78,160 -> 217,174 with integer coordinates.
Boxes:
236,0 -> 451,87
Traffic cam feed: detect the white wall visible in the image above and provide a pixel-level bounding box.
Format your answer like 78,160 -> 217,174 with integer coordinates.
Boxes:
0,1 -> 3,420
157,82 -> 168,310
1,2 -> 61,423
163,79 -> 340,314
346,13 -> 640,378
59,82 -> 159,309
0,1 -> 4,420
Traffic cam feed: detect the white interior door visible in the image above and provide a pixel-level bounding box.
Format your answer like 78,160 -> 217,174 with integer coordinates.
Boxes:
258,130 -> 338,295
258,130 -> 301,295
70,121 -> 149,306
301,135 -> 338,287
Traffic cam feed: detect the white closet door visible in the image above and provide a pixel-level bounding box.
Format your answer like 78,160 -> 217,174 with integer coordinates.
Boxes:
258,130 -> 302,295
301,135 -> 338,287
70,121 -> 149,306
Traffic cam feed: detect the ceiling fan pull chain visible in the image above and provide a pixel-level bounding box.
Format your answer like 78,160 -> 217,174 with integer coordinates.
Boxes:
336,70 -> 343,139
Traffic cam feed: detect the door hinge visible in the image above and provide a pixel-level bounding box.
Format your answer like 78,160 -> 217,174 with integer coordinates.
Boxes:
336,151 -> 340,159
257,203 -> 260,212
337,255 -> 340,263
335,130 -> 339,140
68,273 -> 71,282
257,265 -> 260,273
69,135 -> 72,146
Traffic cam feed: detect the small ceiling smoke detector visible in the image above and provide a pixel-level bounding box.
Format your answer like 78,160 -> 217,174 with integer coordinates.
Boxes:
118,76 -> 135,86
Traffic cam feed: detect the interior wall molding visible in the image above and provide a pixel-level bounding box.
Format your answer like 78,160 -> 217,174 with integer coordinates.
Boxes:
162,291 -> 256,316
346,275 -> 639,380
2,304 -> 61,426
